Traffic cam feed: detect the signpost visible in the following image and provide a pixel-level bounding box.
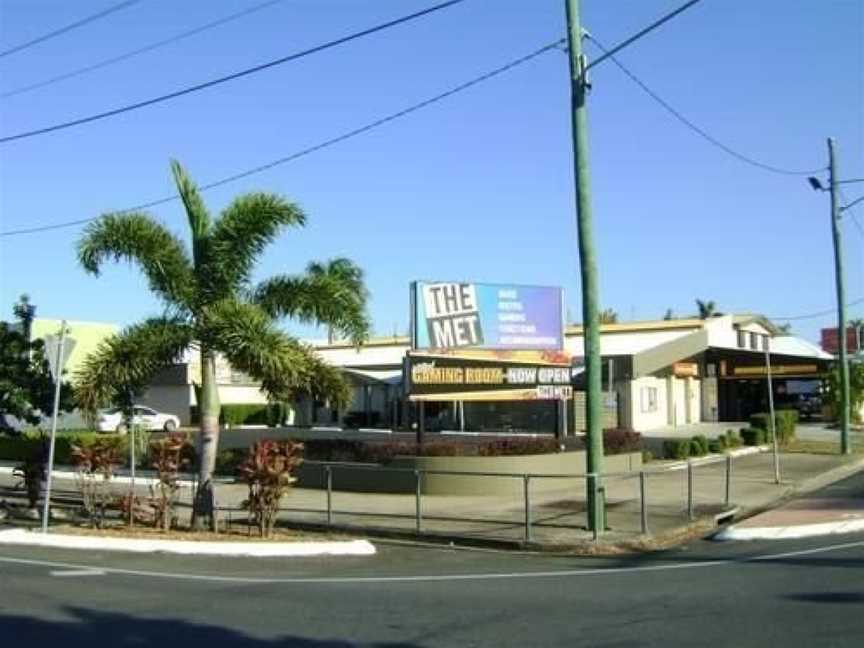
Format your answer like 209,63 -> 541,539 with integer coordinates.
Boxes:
41,322 -> 75,533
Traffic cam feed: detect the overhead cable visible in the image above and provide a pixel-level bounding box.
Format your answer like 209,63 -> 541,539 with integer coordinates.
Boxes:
0,39 -> 562,237
0,0 -> 467,144
2,0 -> 287,99
0,0 -> 143,59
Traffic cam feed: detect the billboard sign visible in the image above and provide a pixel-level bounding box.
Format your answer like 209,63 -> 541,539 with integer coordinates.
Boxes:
406,351 -> 576,401
411,281 -> 563,351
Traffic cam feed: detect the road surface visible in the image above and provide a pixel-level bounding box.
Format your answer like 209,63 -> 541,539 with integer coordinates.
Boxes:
1,473 -> 863,647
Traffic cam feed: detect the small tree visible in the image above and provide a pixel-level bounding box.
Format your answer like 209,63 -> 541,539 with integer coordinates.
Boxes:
238,440 -> 303,538
72,438 -> 123,528
695,299 -> 720,319
148,433 -> 193,531
599,308 -> 618,324
825,362 -> 864,424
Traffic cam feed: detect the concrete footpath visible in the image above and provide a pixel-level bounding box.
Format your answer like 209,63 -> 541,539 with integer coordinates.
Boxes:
2,450 -> 862,549
212,449 -> 864,548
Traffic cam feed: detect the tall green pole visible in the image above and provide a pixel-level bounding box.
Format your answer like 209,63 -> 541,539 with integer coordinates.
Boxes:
828,137 -> 851,454
565,0 -> 604,534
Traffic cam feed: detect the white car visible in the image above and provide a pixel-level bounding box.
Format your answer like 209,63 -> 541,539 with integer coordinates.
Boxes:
96,406 -> 180,433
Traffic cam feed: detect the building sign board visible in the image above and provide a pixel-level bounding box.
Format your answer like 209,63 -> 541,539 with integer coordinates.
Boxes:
732,364 -> 820,377
406,351 -> 576,401
411,281 -> 563,351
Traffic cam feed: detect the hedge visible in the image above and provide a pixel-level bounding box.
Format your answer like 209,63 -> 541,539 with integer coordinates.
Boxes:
0,432 -> 124,466
749,409 -> 798,444
190,403 -> 289,427
663,439 -> 691,460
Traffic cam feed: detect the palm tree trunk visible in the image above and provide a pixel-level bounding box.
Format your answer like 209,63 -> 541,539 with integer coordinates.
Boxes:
192,347 -> 220,530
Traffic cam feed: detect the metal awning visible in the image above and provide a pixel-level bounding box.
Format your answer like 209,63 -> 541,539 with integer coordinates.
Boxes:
341,368 -> 403,385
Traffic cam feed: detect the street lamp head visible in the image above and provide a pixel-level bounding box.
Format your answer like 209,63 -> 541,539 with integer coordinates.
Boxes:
808,177 -> 825,191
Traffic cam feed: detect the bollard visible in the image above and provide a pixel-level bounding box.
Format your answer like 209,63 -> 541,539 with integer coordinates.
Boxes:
415,470 -> 422,534
687,460 -> 694,520
639,471 -> 648,535
325,465 -> 333,526
725,453 -> 732,508
523,474 -> 532,544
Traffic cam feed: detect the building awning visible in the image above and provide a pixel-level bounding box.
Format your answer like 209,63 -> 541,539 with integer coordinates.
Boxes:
341,368 -> 403,385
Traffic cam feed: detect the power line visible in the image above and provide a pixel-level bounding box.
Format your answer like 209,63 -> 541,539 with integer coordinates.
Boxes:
2,0 -> 287,99
585,0 -> 706,72
0,0 -> 466,145
0,0 -> 143,59
585,34 -> 825,177
839,187 -> 864,237
0,39 -> 563,237
770,297 -> 864,321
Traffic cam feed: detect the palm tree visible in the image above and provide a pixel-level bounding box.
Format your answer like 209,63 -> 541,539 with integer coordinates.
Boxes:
599,308 -> 618,324
695,299 -> 718,319
74,160 -> 369,527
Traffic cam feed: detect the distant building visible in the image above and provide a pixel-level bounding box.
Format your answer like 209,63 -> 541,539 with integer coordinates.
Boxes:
313,314 -> 833,433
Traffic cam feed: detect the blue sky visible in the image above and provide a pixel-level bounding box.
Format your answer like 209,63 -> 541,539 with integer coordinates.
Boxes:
0,0 -> 862,344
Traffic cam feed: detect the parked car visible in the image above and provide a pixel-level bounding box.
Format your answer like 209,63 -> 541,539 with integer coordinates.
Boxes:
96,406 -> 180,433
796,394 -> 822,420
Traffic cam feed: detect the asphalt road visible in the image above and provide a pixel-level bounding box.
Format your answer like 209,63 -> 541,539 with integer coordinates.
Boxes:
2,473 -> 863,647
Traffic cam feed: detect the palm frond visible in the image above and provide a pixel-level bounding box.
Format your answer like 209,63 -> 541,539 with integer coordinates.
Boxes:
170,159 -> 211,263
254,258 -> 370,345
78,213 -> 195,309
204,193 -> 306,296
74,317 -> 193,415
202,299 -> 350,407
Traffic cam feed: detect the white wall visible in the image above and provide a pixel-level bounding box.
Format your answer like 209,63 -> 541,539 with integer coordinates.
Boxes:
139,385 -> 194,425
630,376 -> 669,431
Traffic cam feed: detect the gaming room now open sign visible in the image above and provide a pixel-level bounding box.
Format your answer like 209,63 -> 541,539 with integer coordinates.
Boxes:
412,281 -> 563,351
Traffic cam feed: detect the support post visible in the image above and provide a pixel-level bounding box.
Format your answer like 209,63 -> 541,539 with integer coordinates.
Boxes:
415,470 -> 422,534
687,460 -> 694,520
765,338 -> 781,484
724,453 -> 732,508
828,138 -> 851,455
565,0 -> 604,535
523,474 -> 532,544
325,465 -> 333,525
639,471 -> 648,534
41,321 -> 67,533
417,401 -> 425,447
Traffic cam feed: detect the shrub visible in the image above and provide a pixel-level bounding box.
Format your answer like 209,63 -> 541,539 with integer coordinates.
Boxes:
71,437 -> 124,528
641,450 -> 654,463
708,439 -> 722,454
749,413 -> 770,432
740,428 -> 765,446
689,439 -> 706,457
12,435 -> 48,508
215,448 -> 246,476
191,403 -> 285,427
239,440 -> 304,538
602,429 -> 642,455
692,435 -> 710,455
477,438 -> 560,456
148,433 -> 193,531
663,439 -> 691,460
749,410 -> 798,445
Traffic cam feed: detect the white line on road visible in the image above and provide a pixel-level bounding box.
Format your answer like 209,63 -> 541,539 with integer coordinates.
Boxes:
50,568 -> 107,577
1,539 -> 862,585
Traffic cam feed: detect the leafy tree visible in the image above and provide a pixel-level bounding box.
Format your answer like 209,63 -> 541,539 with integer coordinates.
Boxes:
662,308 -> 674,321
74,160 -> 370,527
775,323 -> 792,335
599,308 -> 618,324
824,362 -> 864,424
0,297 -> 73,425
695,299 -> 721,319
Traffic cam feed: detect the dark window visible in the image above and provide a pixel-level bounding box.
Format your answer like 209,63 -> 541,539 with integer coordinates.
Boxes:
737,330 -> 746,348
750,332 -> 758,350
762,335 -> 769,352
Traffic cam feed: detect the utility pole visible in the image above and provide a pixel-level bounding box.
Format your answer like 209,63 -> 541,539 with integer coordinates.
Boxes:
828,138 -> 851,455
565,0 -> 604,534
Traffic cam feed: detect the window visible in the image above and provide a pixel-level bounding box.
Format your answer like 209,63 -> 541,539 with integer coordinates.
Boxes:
750,332 -> 758,350
762,335 -> 769,352
737,330 -> 746,348
640,386 -> 658,413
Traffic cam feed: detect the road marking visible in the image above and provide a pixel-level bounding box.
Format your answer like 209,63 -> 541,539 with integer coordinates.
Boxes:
0,539 -> 862,585
50,568 -> 107,577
